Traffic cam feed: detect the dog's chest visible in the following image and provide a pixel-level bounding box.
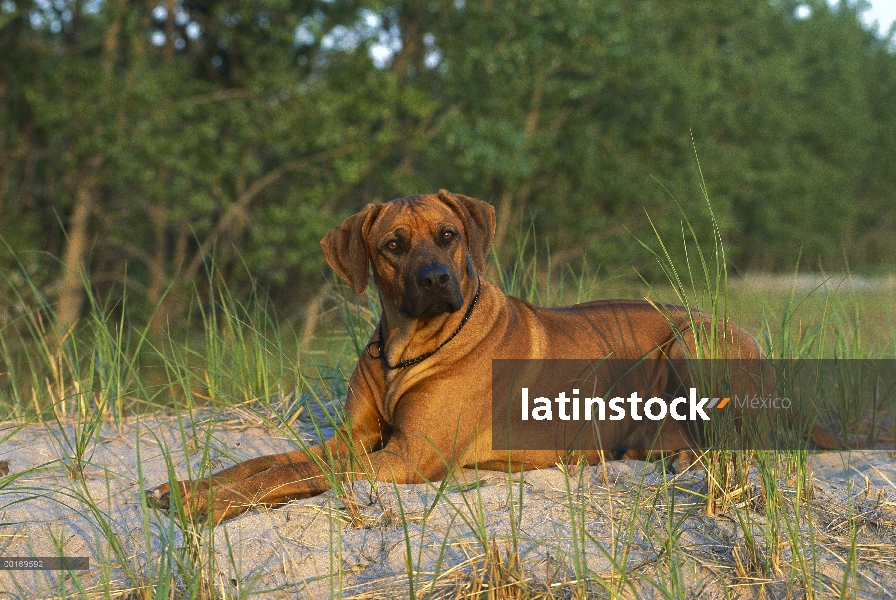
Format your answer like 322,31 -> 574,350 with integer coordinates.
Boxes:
378,363 -> 451,423
378,367 -> 418,422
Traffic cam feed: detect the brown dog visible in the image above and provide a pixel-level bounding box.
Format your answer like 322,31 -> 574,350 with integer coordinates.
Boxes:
147,190 -> 834,523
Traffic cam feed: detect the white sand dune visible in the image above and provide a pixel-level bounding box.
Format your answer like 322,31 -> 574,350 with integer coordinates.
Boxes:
1,415 -> 895,598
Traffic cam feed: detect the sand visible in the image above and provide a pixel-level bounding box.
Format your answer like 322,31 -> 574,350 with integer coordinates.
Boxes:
1,413 -> 895,598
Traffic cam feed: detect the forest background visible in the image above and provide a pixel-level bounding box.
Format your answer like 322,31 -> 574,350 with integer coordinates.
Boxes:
1,0 -> 895,335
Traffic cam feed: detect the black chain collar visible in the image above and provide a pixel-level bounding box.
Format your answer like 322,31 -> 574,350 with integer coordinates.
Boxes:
366,277 -> 481,370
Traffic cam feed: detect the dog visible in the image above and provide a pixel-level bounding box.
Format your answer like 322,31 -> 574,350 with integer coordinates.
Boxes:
146,190 -> 838,523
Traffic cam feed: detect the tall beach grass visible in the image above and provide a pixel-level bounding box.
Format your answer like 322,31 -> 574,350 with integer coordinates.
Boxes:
0,207 -> 894,598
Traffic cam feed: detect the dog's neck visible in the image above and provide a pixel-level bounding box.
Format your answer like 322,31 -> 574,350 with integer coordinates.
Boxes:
377,272 -> 481,370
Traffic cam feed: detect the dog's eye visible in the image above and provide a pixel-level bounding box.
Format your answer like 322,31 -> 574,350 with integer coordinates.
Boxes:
385,240 -> 399,251
442,231 -> 455,241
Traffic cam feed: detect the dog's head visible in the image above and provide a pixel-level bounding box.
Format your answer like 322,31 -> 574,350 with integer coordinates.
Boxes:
321,190 -> 495,319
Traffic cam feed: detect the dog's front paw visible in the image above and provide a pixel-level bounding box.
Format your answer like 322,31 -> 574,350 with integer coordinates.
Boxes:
145,479 -> 211,515
670,449 -> 702,474
145,479 -> 254,524
145,484 -> 172,509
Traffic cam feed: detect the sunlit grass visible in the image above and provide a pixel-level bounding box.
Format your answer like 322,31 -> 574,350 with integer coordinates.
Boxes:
0,221 -> 894,597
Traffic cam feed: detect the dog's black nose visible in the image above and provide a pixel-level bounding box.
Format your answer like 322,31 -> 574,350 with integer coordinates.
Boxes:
416,265 -> 451,292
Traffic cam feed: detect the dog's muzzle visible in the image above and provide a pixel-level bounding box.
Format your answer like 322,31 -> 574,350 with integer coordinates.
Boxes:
404,264 -> 463,317
416,265 -> 451,293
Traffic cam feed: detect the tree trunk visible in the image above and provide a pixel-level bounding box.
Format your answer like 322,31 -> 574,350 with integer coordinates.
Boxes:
164,0 -> 177,60
300,284 -> 330,350
493,189 -> 514,252
57,177 -> 93,334
146,204 -> 170,335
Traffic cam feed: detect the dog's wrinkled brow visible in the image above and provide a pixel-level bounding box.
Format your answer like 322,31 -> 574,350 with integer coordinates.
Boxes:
377,202 -> 459,236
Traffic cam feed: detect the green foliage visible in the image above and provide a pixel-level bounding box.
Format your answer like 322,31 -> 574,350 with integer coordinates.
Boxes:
0,0 -> 894,327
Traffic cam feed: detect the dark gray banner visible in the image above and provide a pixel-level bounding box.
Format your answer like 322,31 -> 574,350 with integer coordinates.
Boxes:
491,359 -> 895,451
0,556 -> 89,570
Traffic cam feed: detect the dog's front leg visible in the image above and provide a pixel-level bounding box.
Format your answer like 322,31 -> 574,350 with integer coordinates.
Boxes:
145,429 -> 378,523
146,363 -> 389,521
145,446 -> 319,515
189,459 -> 333,523
161,434 -> 445,524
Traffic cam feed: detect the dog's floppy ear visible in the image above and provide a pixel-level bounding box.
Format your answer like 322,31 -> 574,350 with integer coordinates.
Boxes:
321,204 -> 381,296
438,190 -> 496,273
